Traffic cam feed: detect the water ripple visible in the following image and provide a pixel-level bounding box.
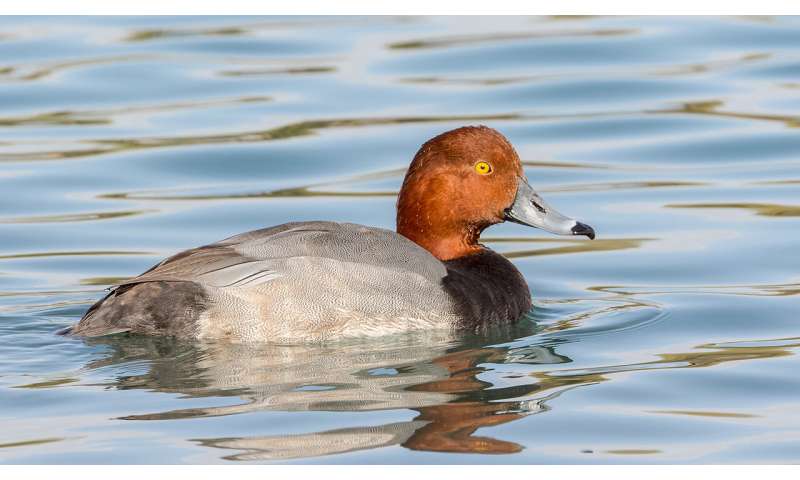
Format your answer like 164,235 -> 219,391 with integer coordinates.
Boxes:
2,15 -> 800,464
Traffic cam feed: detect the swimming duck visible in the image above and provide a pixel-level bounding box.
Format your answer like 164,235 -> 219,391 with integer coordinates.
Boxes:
67,126 -> 594,342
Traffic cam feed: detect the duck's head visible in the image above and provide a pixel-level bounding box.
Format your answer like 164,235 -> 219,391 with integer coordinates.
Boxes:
396,125 -> 595,261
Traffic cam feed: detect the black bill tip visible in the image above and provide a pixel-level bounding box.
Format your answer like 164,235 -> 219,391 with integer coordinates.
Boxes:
571,222 -> 595,240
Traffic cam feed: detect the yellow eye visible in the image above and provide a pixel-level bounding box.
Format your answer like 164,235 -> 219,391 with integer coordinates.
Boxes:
474,161 -> 493,175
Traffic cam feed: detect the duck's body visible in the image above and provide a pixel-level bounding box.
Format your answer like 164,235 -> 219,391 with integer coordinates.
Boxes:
69,221 -> 531,342
68,126 -> 593,342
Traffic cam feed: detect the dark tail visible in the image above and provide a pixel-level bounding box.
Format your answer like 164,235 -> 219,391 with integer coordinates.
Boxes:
55,326 -> 74,336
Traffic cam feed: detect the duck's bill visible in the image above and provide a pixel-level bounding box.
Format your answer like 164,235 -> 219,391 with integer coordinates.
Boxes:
504,177 -> 595,240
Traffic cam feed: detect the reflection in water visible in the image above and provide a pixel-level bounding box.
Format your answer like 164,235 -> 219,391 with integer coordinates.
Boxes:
4,15 -> 800,463
0,438 -> 66,449
666,202 -> 800,217
0,209 -> 157,224
502,237 -> 652,259
0,251 -> 149,261
80,276 -> 135,286
604,449 -> 661,455
388,28 -> 634,50
18,99 -> 785,164
0,54 -> 154,82
536,296 -> 662,336
668,100 -> 800,128
125,26 -> 248,42
197,422 -> 426,461
99,167 -> 407,201
590,283 -> 800,298
649,410 -> 758,418
13,378 -> 78,389
0,96 -> 271,127
522,160 -> 611,170
95,169 -> 683,203
220,66 -> 337,77
78,327 -> 575,460
400,53 -> 770,86
753,179 -> 800,185
122,17 -> 370,43
541,337 -> 800,379
101,185 -> 398,201
0,113 -> 521,163
71,323 -> 800,461
543,180 -> 707,193
652,52 -> 770,77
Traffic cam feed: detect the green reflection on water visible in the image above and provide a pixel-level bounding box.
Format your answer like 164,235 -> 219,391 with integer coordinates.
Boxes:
2,15 -> 800,464
125,27 -> 247,42
0,438 -> 66,449
0,113 -> 521,163
388,28 -> 634,50
0,96 -> 271,127
0,210 -> 157,224
667,202 -> 800,217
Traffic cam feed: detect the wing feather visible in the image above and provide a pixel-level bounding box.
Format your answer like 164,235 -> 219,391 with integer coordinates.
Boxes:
114,221 -> 445,291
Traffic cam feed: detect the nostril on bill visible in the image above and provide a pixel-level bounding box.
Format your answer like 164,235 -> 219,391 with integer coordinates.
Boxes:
530,201 -> 546,214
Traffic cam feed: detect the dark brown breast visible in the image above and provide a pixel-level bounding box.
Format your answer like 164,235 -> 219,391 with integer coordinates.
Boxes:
442,249 -> 533,330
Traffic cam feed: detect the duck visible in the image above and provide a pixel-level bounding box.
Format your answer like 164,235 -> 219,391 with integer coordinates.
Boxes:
65,126 -> 594,343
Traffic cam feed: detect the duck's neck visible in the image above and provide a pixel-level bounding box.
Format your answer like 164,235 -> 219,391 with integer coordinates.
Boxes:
397,215 -> 485,261
396,167 -> 494,261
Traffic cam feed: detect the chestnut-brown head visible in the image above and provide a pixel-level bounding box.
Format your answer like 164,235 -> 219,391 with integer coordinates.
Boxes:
396,126 -> 594,261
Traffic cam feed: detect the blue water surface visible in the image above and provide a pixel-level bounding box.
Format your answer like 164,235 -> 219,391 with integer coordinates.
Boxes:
1,16 -> 800,464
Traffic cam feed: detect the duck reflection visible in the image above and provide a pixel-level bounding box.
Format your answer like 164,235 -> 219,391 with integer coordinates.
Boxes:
82,326 -> 577,461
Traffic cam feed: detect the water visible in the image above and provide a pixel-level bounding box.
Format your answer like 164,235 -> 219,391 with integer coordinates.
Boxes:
0,15 -> 799,464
